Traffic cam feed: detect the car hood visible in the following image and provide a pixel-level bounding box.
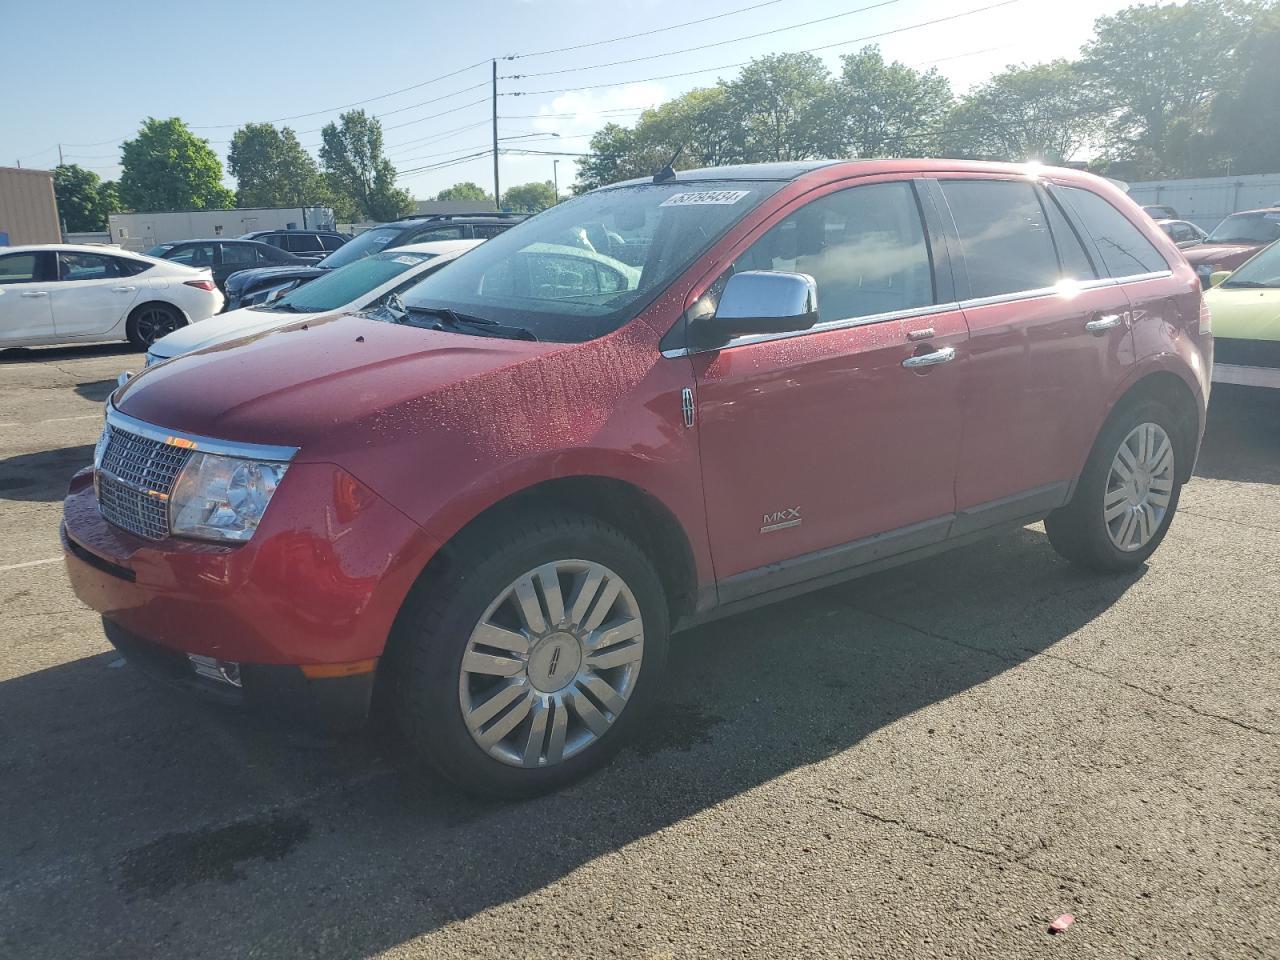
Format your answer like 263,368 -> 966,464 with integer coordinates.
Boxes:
1204,286 -> 1280,341
225,264 -> 326,294
1182,243 -> 1262,266
149,306 -> 326,360
114,312 -> 566,458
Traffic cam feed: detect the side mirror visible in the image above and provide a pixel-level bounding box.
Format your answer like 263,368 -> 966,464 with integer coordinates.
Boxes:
1209,270 -> 1232,288
690,270 -> 819,350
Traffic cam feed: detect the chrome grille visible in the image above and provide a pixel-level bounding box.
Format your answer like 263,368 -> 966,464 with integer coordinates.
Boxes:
97,424 -> 192,540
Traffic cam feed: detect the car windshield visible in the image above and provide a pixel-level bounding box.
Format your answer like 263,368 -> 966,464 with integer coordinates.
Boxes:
398,180 -> 783,342
144,244 -> 174,257
1207,212 -> 1280,244
316,226 -> 403,270
1222,240 -> 1280,288
265,251 -> 435,312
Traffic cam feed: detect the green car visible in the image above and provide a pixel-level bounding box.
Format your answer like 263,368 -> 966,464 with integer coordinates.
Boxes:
1206,239 -> 1280,389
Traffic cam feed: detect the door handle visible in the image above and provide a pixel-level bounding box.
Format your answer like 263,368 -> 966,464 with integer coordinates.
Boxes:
112,286 -> 137,293
20,291 -> 48,298
902,346 -> 956,369
1085,313 -> 1125,333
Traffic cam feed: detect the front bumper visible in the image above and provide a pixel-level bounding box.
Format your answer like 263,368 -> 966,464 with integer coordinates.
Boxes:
1211,338 -> 1280,388
62,462 -> 439,729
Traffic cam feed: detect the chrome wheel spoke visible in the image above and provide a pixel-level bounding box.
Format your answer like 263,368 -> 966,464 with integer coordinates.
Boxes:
1148,488 -> 1171,508
459,558 -> 644,769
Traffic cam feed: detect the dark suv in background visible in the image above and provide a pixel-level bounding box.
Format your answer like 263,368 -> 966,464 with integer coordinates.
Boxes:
143,238 -> 304,291
239,229 -> 350,264
223,213 -> 528,310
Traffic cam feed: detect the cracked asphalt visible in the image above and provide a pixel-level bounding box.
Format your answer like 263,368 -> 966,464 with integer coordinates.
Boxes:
1,342 -> 1276,959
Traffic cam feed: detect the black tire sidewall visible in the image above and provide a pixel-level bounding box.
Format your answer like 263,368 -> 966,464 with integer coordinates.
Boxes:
127,304 -> 181,349
394,515 -> 669,798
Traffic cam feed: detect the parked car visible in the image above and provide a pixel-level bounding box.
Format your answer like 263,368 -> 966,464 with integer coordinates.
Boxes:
65,160 -> 1210,797
1156,218 -> 1208,248
239,229 -> 350,265
1142,203 -> 1180,220
145,239 -> 481,365
1182,207 -> 1280,286
144,239 -> 304,292
0,244 -> 222,349
222,213 -> 527,311
1203,239 -> 1280,388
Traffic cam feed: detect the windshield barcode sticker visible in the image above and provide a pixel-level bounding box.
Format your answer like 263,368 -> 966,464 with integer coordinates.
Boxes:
660,190 -> 751,207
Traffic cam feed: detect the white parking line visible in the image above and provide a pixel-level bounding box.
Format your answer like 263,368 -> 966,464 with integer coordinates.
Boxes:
0,557 -> 62,573
0,414 -> 102,427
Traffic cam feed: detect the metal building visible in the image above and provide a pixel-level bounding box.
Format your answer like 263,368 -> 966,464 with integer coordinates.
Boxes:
107,206 -> 336,251
0,166 -> 60,245
1125,172 -> 1280,230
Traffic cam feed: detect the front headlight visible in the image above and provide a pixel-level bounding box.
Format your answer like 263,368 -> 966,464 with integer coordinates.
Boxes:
169,452 -> 289,542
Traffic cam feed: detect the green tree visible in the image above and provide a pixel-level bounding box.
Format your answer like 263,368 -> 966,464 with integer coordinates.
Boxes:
722,53 -> 841,162
501,181 -> 558,213
641,86 -> 743,168
228,123 -> 329,208
1082,0 -> 1255,177
940,61 -> 1101,163
573,123 -> 668,193
833,46 -> 953,158
1212,6 -> 1280,175
319,110 -> 413,221
118,118 -> 234,212
53,164 -> 120,231
434,181 -> 493,203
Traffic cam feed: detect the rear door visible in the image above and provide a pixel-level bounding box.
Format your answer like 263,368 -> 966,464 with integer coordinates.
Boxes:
692,177 -> 969,596
49,251 -> 141,338
0,251 -> 55,343
215,242 -> 259,287
933,176 -> 1134,521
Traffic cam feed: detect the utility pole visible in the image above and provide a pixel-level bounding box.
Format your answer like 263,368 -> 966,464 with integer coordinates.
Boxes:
491,59 -> 500,212
58,144 -> 63,166
553,159 -> 560,198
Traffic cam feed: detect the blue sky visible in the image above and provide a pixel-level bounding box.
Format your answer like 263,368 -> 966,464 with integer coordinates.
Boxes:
3,0 -> 1145,199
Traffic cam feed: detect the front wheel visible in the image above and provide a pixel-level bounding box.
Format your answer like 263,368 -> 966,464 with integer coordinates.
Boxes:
1046,400 -> 1183,571
391,513 -> 669,797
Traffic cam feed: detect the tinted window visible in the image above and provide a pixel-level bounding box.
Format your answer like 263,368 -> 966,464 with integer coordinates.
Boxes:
0,252 -> 40,283
409,226 -> 466,243
165,243 -> 215,266
941,180 -> 1060,298
320,234 -> 347,251
57,252 -> 122,281
1060,186 -> 1169,277
1041,191 -> 1098,281
733,180 -> 934,324
220,243 -> 258,267
473,224 -> 509,239
114,257 -> 152,276
288,233 -> 323,252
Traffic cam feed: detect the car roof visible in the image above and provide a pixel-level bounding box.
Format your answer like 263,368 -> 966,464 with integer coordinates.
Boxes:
0,242 -> 149,258
1227,207 -> 1280,216
388,212 -> 529,225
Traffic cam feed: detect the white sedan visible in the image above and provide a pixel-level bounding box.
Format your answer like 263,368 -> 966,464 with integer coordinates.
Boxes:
146,239 -> 481,365
0,244 -> 223,350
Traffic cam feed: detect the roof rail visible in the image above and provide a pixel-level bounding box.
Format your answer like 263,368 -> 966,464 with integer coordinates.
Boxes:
393,211 -> 529,222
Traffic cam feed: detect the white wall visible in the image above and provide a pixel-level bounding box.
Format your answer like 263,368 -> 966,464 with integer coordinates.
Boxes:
1125,173 -> 1280,231
107,206 -> 335,250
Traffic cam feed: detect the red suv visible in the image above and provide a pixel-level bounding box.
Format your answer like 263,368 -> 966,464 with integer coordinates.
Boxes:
63,160 -> 1212,796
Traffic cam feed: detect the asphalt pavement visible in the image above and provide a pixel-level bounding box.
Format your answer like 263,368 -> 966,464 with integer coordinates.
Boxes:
0,342 -> 1276,959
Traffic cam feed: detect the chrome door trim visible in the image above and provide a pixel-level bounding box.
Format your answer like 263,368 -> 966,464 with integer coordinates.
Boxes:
902,346 -> 956,368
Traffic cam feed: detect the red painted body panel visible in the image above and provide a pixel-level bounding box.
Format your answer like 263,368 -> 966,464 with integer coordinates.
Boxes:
61,159 -> 1212,688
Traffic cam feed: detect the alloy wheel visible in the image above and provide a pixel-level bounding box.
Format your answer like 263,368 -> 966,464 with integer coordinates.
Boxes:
134,307 -> 179,345
458,559 -> 644,768
1104,421 -> 1175,552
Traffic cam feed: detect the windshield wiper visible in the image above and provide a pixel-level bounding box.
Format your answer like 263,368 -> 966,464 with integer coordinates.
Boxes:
266,302 -> 303,312
406,306 -> 538,342
1222,279 -> 1274,288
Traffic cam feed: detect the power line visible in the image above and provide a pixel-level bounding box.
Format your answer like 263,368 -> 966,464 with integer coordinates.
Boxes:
506,0 -> 1022,97
504,0 -> 901,80
499,108 -> 649,120
506,0 -> 785,59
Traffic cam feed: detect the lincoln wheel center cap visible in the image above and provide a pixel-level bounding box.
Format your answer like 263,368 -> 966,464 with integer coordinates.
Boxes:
526,632 -> 583,693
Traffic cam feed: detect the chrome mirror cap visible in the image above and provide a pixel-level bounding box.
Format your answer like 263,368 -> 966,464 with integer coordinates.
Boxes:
714,270 -> 818,325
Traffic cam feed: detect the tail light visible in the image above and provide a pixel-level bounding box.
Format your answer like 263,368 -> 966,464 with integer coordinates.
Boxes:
184,279 -> 217,292
1199,297 -> 1212,335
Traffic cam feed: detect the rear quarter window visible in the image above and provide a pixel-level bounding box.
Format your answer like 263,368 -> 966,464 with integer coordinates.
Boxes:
1058,186 -> 1169,277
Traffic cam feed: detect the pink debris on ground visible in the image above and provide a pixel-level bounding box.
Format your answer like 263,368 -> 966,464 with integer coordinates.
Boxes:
1049,913 -> 1076,934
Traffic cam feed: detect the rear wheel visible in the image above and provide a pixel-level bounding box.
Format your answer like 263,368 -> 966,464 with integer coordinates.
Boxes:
1046,400 -> 1183,571
391,513 -> 668,797
126,303 -> 183,349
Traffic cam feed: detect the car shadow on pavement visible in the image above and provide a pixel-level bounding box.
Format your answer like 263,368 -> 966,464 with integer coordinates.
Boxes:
73,379 -> 117,403
0,444 -> 93,502
1195,386 -> 1280,485
0,343 -> 138,365
0,526 -> 1144,958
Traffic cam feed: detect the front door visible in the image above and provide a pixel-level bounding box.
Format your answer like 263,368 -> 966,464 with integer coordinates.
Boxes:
932,176 -> 1135,518
49,251 -> 141,338
692,179 -> 968,600
0,251 -> 55,344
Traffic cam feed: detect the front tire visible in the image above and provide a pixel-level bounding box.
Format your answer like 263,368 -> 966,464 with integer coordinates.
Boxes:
126,303 -> 183,349
391,513 -> 669,798
1046,399 -> 1183,571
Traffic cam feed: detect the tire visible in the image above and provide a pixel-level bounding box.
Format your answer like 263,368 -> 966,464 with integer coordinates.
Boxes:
126,303 -> 184,349
1045,399 -> 1184,572
390,512 -> 669,798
